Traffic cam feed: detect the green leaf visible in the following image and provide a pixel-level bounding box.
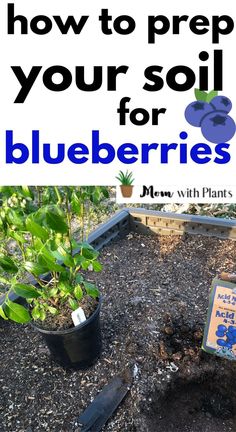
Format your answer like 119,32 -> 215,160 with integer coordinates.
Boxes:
8,230 -> 26,244
0,255 -> 18,274
21,186 -> 34,199
47,260 -> 65,272
38,255 -> 65,273
31,305 -> 41,320
26,217 -> 49,241
24,261 -> 48,277
59,271 -> 70,282
71,239 -> 80,250
46,211 -> 68,234
0,275 -> 10,285
0,305 -> 8,320
6,209 -> 25,229
74,255 -> 86,267
33,239 -> 55,261
90,189 -> 101,205
83,282 -> 100,299
68,298 -> 79,311
81,247 -> 99,260
13,283 -> 41,299
29,207 -> 46,226
49,250 -> 62,261
58,281 -> 73,295
81,261 -> 91,270
47,306 -> 58,315
194,88 -> 207,102
57,245 -> 74,267
71,192 -> 82,215
49,287 -> 58,297
0,186 -> 14,196
40,308 -> 46,321
5,299 -> 31,323
92,261 -> 103,272
75,273 -> 84,284
74,284 -> 83,300
206,90 -> 218,103
101,186 -> 109,198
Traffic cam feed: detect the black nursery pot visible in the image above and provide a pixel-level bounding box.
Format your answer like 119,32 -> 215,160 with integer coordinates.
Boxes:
34,298 -> 102,369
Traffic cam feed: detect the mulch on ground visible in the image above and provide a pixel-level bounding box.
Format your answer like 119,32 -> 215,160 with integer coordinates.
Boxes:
1,232 -> 236,432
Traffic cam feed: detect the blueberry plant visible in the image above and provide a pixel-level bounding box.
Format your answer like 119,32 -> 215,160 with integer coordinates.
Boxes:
0,186 -> 109,324
185,89 -> 235,143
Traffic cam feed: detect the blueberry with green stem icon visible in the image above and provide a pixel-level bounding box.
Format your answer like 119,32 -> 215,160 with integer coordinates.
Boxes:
185,89 -> 217,127
184,89 -> 236,143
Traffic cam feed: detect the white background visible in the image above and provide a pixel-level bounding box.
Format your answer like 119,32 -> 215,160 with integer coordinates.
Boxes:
116,185 -> 236,204
0,0 -> 235,189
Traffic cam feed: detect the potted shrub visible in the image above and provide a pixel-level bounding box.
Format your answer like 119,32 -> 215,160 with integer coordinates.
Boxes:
116,170 -> 134,198
0,187 -> 108,369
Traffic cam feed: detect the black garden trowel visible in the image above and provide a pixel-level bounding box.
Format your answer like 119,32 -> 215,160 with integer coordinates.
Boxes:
78,371 -> 133,432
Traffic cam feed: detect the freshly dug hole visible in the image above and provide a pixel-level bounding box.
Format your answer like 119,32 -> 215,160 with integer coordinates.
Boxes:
142,372 -> 236,432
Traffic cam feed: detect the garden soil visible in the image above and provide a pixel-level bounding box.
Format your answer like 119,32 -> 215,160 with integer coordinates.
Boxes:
1,232 -> 236,432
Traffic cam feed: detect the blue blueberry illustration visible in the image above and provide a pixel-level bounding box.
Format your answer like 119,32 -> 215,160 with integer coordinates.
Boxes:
228,326 -> 236,333
210,96 -> 232,114
217,324 -> 227,333
226,332 -> 234,341
201,112 -> 236,143
185,101 -> 213,127
185,91 -> 235,143
216,330 -> 226,337
217,339 -> 227,347
226,338 -> 235,347
226,342 -> 233,349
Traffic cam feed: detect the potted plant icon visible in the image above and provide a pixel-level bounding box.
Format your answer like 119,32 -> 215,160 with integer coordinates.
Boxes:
116,170 -> 134,198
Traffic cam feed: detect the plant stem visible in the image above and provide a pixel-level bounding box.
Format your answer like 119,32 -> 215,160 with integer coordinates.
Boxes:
65,190 -> 73,254
32,275 -> 45,289
36,186 -> 42,207
65,188 -> 74,283
54,187 -> 62,205
19,243 -> 26,261
81,202 -> 85,241
86,201 -> 91,241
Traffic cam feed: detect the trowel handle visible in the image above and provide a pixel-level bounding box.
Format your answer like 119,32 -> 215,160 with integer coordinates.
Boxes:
219,272 -> 236,282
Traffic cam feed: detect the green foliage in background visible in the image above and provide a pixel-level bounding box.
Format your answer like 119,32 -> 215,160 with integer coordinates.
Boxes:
0,186 -> 109,324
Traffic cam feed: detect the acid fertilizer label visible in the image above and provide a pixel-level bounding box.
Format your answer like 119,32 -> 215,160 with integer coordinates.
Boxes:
203,278 -> 236,360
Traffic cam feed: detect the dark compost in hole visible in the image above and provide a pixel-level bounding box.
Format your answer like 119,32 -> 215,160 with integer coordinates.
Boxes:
143,372 -> 236,432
